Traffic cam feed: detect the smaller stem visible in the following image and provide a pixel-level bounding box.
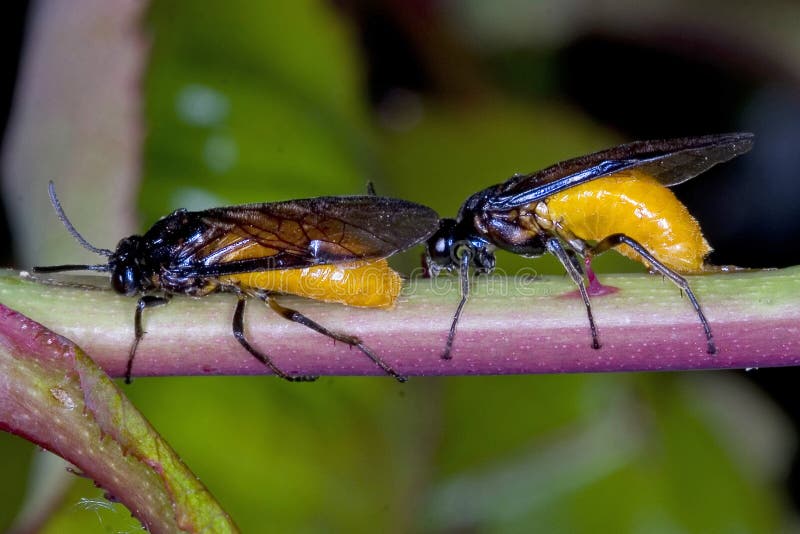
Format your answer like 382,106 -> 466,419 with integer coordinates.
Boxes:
1,267 -> 798,379
0,303 -> 238,533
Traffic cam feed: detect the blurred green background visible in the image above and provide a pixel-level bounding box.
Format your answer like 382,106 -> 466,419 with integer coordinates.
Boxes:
1,0 -> 799,532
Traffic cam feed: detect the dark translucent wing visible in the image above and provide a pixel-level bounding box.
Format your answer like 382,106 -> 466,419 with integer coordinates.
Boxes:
171,196 -> 439,278
483,132 -> 754,211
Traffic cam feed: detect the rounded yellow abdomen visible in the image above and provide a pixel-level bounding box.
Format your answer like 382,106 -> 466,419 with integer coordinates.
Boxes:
221,259 -> 402,308
545,170 -> 711,273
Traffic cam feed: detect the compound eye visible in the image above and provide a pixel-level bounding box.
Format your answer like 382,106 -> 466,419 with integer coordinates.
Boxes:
427,235 -> 454,267
112,266 -> 139,296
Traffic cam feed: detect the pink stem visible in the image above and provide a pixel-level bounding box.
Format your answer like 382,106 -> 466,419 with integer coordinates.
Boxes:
2,267 -> 798,379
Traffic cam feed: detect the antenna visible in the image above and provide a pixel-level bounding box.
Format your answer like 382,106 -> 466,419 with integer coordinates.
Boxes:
33,263 -> 110,273
47,181 -> 113,257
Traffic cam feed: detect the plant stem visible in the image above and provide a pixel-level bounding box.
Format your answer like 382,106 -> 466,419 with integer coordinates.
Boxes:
1,267 -> 798,379
0,303 -> 238,533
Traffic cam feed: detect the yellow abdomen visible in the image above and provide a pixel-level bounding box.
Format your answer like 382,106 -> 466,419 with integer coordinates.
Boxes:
545,170 -> 711,273
220,259 -> 402,308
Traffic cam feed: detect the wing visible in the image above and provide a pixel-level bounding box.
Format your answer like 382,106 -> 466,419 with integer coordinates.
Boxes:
169,196 -> 439,278
482,132 -> 754,211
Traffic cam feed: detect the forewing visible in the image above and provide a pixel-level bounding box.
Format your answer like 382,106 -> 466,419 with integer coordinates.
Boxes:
484,132 -> 754,210
173,196 -> 439,277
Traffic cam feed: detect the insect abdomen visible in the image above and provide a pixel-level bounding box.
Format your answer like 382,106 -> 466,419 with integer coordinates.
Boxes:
221,259 -> 402,308
544,170 -> 711,273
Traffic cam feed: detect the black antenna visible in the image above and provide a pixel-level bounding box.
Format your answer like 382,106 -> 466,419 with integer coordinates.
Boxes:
33,263 -> 110,273
48,181 -> 113,257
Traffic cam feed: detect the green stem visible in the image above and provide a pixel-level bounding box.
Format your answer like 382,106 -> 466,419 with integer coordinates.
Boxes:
1,267 -> 798,378
0,301 -> 239,533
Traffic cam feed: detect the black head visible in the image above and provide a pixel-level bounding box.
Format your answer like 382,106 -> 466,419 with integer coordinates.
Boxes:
108,236 -> 145,296
424,217 -> 495,275
425,218 -> 460,275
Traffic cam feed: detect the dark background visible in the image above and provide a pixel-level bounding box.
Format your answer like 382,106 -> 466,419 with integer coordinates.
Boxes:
0,2 -> 28,266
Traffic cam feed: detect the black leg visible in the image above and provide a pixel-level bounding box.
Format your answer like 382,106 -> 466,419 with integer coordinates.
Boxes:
263,295 -> 407,382
546,238 -> 601,349
442,248 -> 473,360
366,181 -> 377,196
232,295 -> 318,382
589,233 -> 716,354
564,247 -> 584,275
126,295 -> 171,384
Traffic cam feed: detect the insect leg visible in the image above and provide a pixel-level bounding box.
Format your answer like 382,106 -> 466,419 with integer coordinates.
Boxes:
261,294 -> 407,382
545,238 -> 601,349
589,234 -> 716,354
442,248 -> 473,360
564,248 -> 584,275
126,295 -> 171,384
366,181 -> 377,196
232,294 -> 318,382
